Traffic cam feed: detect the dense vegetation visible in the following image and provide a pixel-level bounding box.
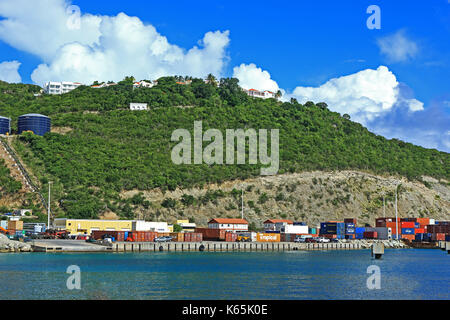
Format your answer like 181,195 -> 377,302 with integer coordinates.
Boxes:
0,158 -> 22,196
0,78 -> 448,219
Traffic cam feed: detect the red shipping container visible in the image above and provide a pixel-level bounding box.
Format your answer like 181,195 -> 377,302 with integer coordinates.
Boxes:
225,232 -> 237,242
415,228 -> 425,234
363,231 -> 378,239
432,233 -> 446,241
344,218 -> 357,225
386,222 -> 401,234
195,228 -> 226,240
401,222 -> 415,228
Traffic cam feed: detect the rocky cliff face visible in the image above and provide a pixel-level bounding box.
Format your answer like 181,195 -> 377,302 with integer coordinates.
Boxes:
121,171 -> 450,228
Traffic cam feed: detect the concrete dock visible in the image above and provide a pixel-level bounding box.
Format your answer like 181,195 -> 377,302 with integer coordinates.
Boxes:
30,239 -> 364,252
31,240 -> 114,252
111,241 -> 364,252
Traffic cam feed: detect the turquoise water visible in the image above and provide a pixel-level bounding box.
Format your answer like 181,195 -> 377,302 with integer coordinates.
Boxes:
0,249 -> 448,300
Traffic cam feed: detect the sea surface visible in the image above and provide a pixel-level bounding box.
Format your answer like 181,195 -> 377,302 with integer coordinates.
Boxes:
0,249 -> 448,300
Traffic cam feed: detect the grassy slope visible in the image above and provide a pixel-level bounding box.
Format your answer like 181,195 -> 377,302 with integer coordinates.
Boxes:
0,79 -> 448,220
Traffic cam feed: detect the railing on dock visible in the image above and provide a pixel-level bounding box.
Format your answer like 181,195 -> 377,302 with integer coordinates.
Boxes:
112,241 -> 363,252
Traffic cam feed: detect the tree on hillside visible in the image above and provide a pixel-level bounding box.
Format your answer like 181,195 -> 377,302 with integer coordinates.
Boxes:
276,90 -> 282,99
206,73 -> 217,86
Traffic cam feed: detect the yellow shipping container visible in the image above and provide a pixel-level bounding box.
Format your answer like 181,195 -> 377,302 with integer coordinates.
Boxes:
257,233 -> 280,242
8,220 -> 23,231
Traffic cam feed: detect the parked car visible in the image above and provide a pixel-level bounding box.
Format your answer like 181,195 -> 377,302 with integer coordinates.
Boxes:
317,237 -> 330,243
76,234 -> 89,240
294,235 -> 312,243
305,237 -> 318,243
154,236 -> 172,243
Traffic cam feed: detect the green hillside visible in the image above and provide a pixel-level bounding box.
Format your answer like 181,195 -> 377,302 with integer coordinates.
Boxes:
0,78 -> 448,220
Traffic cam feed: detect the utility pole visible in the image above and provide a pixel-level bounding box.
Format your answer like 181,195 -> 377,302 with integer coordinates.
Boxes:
48,181 -> 52,229
395,186 -> 398,240
241,189 -> 244,219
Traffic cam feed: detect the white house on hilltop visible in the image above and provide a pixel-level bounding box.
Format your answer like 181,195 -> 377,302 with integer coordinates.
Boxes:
133,80 -> 157,89
243,88 -> 277,99
44,81 -> 82,95
130,103 -> 148,111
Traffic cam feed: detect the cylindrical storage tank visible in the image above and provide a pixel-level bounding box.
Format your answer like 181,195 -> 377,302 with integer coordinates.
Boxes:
18,113 -> 51,136
0,116 -> 11,135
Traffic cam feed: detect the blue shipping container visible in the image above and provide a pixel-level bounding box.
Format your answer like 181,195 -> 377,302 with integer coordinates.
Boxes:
355,227 -> 365,233
355,233 -> 364,239
402,228 -> 415,234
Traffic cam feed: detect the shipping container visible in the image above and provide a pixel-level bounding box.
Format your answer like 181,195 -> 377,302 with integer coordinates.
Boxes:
355,233 -> 364,239
344,218 -> 357,225
401,222 -> 415,229
415,228 -> 425,234
402,234 -> 415,241
401,228 -> 415,235
363,231 -> 378,239
8,220 -> 23,231
374,227 -> 389,240
431,233 -> 446,241
195,228 -> 226,241
256,233 -> 280,242
355,227 -> 365,234
170,233 -> 184,242
225,232 -> 237,242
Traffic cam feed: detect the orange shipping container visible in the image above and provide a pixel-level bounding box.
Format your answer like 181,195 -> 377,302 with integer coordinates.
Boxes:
257,233 -> 280,242
416,218 -> 429,226
402,234 -> 415,241
415,228 -> 425,234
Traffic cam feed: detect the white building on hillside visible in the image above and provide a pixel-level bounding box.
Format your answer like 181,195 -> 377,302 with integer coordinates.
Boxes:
244,88 -> 277,99
44,81 -> 82,95
130,103 -> 148,111
91,82 -> 117,89
133,80 -> 157,89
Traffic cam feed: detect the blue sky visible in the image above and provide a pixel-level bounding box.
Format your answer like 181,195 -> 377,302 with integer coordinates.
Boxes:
0,0 -> 449,151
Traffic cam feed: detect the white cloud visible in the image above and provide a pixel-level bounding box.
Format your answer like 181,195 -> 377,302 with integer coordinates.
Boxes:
0,60 -> 21,83
0,1 -> 230,85
232,63 -> 279,92
377,30 -> 419,63
0,0 -> 101,61
287,66 -> 423,125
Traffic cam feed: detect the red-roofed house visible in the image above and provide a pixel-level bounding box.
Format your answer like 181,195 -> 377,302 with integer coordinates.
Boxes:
263,219 -> 293,232
208,218 -> 248,231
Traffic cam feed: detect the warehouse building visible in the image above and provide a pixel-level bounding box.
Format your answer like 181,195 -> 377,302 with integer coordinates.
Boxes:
53,219 -> 172,235
18,113 -> 51,136
207,218 -> 248,231
54,219 -> 134,235
263,219 -> 293,232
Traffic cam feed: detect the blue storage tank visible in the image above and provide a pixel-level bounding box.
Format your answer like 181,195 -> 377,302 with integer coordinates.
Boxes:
18,113 -> 51,136
0,116 -> 10,135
